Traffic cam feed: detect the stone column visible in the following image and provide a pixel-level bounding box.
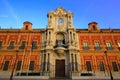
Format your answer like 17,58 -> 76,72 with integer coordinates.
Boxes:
45,53 -> 48,71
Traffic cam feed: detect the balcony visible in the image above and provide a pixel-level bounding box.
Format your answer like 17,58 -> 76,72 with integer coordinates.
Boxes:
106,47 -> 113,50
31,46 -> 37,49
19,46 -> 25,50
54,44 -> 67,55
94,47 -> 102,50
7,46 -> 14,50
83,46 -> 90,50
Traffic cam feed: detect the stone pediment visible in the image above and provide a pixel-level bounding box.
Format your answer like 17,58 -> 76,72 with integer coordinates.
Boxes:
55,7 -> 67,16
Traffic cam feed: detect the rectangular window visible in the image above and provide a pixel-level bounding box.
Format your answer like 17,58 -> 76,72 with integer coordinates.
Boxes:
99,61 -> 105,71
106,42 -> 113,50
94,42 -> 101,50
16,61 -> 22,71
106,42 -> 111,47
19,41 -> 26,49
94,42 -> 100,47
29,61 -> 34,70
86,61 -> 92,71
83,42 -> 88,47
0,41 -> 2,49
3,61 -> 9,71
32,41 -> 37,49
58,40 -> 63,45
118,42 -> 120,47
112,62 -> 118,71
83,42 -> 89,50
7,41 -> 14,49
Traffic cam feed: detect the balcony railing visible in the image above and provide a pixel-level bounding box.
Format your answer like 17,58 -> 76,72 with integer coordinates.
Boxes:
7,46 -> 14,49
54,44 -> 68,48
83,46 -> 90,50
94,47 -> 102,50
31,46 -> 37,49
19,46 -> 25,50
106,47 -> 113,50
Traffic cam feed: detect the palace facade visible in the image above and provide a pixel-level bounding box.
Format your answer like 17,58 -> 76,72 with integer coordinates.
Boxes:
0,7 -> 120,79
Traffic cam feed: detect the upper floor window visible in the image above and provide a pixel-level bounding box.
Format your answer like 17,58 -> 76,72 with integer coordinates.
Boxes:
19,41 -> 26,49
83,42 -> 89,50
94,42 -> 100,47
83,42 -> 88,47
106,42 -> 113,50
7,41 -> 14,49
118,42 -> 120,47
55,33 -> 66,48
58,18 -> 63,25
0,41 -> 2,49
57,40 -> 63,45
31,41 -> 37,49
94,42 -> 101,50
117,42 -> 120,50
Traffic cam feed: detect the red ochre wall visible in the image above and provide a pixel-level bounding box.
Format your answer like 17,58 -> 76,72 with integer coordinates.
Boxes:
78,33 -> 120,72
0,31 -> 42,71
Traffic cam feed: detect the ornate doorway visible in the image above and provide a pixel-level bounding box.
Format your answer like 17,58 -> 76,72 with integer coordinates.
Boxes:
55,60 -> 65,77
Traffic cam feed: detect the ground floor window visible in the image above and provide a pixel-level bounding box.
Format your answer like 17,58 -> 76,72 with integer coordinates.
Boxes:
99,61 -> 105,71
86,61 -> 92,71
29,61 -> 34,70
16,61 -> 22,71
112,62 -> 118,71
3,61 -> 9,71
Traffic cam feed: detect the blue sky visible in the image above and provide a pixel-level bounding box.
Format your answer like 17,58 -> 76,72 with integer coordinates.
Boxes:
0,0 -> 120,29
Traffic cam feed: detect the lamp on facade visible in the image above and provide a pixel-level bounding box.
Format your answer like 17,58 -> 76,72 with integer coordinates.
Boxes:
9,50 -> 19,80
104,50 -> 113,80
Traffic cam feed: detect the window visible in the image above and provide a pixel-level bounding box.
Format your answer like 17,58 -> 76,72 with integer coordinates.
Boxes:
29,61 -> 34,70
99,61 -> 105,71
7,41 -> 14,49
106,42 -> 113,50
86,61 -> 92,71
83,42 -> 88,47
58,18 -> 63,25
16,61 -> 22,71
3,61 -> 9,71
25,25 -> 28,30
0,41 -> 2,49
19,41 -> 26,49
32,41 -> 37,49
112,62 -> 118,71
83,42 -> 89,50
58,40 -> 63,45
93,25 -> 96,30
94,42 -> 101,50
118,42 -> 120,47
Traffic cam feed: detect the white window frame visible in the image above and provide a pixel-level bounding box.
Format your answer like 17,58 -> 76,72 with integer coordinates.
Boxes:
117,42 -> 120,47
106,42 -> 112,47
83,42 -> 88,47
94,42 -> 100,47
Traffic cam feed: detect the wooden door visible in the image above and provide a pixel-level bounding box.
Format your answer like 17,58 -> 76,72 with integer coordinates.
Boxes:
55,60 -> 65,77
